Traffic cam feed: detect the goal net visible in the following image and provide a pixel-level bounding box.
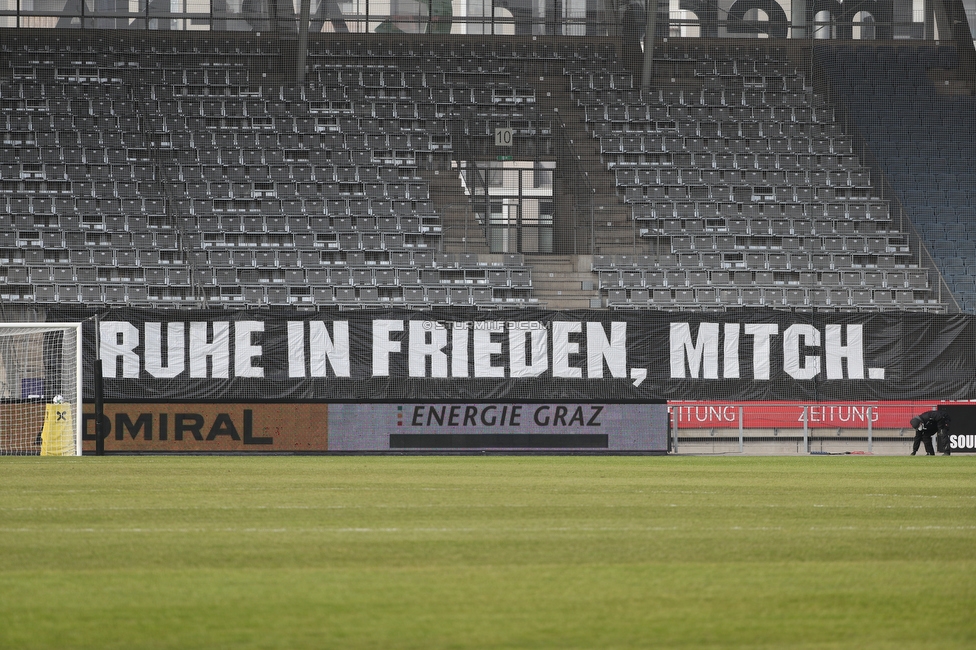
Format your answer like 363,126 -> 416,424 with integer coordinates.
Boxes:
0,324 -> 83,456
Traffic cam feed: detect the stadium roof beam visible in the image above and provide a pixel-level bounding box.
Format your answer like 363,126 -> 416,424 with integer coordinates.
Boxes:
641,0 -> 659,90
944,0 -> 976,78
296,0 -> 312,84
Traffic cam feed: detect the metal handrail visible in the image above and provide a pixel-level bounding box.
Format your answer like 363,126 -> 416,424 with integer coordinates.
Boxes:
451,120 -> 491,251
554,114 -> 596,255
126,79 -> 209,308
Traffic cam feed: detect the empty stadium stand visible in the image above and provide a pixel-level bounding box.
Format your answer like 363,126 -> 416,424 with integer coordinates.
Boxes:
0,34 -> 548,309
818,44 -> 975,312
575,42 -> 949,312
0,30 -> 961,313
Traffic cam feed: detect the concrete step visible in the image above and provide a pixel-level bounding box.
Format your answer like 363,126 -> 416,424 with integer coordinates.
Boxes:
535,296 -> 597,310
522,254 -> 602,310
534,278 -> 591,291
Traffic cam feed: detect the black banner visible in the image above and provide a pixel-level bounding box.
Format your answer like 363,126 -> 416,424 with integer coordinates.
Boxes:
48,307 -> 976,402
936,405 -> 976,452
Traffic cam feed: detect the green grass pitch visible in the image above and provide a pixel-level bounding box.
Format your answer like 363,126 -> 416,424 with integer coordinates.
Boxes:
1,456 -> 974,649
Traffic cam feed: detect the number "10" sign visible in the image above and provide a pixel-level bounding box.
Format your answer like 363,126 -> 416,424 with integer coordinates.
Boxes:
494,128 -> 513,147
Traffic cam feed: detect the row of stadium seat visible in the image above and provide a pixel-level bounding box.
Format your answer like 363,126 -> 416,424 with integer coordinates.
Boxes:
0,36 -> 784,63
616,167 -> 870,185
631,201 -> 893,219
612,251 -> 915,272
588,115 -> 841,136
2,247 -> 523,269
606,286 -> 933,310
824,44 -> 958,67
597,267 -> 929,290
601,135 -> 853,155
623,184 -> 867,202
640,218 -> 896,236
1,283 -> 536,309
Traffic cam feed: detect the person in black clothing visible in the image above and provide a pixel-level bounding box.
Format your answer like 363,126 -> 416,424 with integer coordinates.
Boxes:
935,412 -> 952,456
910,410 -> 951,456
909,414 -> 935,455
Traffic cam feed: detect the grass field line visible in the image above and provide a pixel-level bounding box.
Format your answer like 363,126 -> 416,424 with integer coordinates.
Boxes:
4,524 -> 975,534
0,525 -> 701,534
862,493 -> 965,498
3,501 -> 974,513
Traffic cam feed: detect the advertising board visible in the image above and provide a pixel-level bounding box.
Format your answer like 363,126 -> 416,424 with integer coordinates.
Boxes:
935,405 -> 976,452
82,403 -> 329,452
670,401 -> 940,430
81,402 -> 668,452
327,402 -> 669,451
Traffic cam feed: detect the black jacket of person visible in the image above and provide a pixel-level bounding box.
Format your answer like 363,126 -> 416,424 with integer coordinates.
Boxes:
910,410 -> 951,455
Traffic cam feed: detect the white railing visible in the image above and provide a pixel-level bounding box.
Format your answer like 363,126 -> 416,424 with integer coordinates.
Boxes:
669,400 -> 949,454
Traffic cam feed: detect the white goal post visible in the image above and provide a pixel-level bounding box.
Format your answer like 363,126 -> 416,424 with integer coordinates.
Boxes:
0,323 -> 83,456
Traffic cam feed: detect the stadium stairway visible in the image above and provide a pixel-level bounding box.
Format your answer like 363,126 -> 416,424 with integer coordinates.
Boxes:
523,254 -> 601,310
521,71 -> 637,256
481,57 -> 649,306
557,115 -> 640,255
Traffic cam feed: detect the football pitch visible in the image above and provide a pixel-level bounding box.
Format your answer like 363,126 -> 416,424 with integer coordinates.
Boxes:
1,456 -> 974,649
